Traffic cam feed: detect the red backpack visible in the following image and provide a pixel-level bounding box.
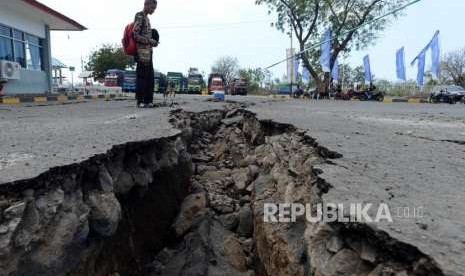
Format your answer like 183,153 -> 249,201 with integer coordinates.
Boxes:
122,23 -> 137,56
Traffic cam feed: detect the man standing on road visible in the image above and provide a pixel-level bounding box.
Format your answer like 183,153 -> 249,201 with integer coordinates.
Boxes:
133,0 -> 159,108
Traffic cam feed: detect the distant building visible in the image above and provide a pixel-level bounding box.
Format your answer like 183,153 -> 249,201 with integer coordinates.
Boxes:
0,0 -> 86,95
52,57 -> 67,86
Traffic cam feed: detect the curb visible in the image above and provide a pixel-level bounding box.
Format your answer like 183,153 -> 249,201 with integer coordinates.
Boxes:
0,94 -> 119,104
270,95 -> 291,99
384,98 -> 429,104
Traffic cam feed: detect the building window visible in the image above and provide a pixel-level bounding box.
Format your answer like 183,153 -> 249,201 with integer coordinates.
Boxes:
13,40 -> 26,67
0,24 -> 43,70
0,26 -> 13,61
26,34 -> 43,71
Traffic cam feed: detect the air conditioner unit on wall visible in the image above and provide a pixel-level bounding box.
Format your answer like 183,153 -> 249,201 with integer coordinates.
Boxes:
0,60 -> 21,80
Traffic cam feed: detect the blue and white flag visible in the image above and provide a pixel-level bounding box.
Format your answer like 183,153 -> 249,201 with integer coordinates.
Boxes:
430,32 -> 440,80
332,58 -> 339,82
320,28 -> 332,72
411,30 -> 440,66
411,31 -> 440,86
363,55 -> 372,83
396,47 -> 406,81
302,67 -> 310,83
417,52 -> 426,86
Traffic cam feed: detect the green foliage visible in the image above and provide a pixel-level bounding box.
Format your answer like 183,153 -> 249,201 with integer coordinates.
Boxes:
256,0 -> 408,90
85,44 -> 134,80
238,67 -> 273,92
211,56 -> 240,85
441,47 -> 465,87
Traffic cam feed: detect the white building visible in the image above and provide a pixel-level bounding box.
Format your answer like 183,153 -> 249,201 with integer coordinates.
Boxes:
0,0 -> 85,95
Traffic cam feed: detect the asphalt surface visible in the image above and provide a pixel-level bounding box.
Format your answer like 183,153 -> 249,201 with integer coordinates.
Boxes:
0,97 -> 227,184
1,95 -> 464,275
248,98 -> 465,276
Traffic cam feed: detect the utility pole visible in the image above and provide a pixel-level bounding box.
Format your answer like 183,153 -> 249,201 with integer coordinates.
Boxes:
290,24 -> 294,98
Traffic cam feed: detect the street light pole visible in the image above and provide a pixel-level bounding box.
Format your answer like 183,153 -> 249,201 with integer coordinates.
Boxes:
289,23 -> 293,98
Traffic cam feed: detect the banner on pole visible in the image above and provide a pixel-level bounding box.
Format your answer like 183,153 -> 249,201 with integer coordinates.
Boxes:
430,33 -> 440,80
320,28 -> 331,72
363,55 -> 372,83
396,47 -> 406,81
417,52 -> 426,86
411,30 -> 440,86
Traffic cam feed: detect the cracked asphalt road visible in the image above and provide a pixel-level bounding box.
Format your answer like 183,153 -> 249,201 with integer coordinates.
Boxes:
248,99 -> 465,276
1,95 -> 464,275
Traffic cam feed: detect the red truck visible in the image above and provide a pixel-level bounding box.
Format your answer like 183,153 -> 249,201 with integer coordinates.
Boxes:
208,73 -> 225,95
229,78 -> 248,96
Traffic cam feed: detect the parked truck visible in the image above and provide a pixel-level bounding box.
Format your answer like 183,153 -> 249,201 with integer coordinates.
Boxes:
229,78 -> 248,96
167,72 -> 186,94
208,73 -> 225,95
187,68 -> 204,94
154,72 -> 167,94
122,70 -> 136,92
104,69 -> 125,87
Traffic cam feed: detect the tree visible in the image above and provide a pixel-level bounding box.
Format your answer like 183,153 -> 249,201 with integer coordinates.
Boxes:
85,44 -> 134,80
256,0 -> 408,92
441,48 -> 465,87
238,67 -> 273,90
336,64 -> 365,87
211,56 -> 240,85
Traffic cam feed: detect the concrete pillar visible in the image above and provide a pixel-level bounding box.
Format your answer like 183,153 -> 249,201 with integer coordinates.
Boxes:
43,25 -> 52,93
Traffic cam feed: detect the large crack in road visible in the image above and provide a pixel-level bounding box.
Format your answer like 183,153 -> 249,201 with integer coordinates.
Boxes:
0,103 -> 444,276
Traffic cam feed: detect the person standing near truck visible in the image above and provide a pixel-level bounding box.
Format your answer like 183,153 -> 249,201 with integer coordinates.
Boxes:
133,0 -> 158,108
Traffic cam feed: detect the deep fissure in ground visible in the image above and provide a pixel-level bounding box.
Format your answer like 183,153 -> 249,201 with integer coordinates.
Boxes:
0,105 -> 444,276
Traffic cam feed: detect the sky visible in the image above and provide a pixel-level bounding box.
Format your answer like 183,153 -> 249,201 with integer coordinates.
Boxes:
39,0 -> 465,83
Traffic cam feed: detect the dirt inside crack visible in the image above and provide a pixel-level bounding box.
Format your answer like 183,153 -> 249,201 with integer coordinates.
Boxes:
0,105 -> 444,276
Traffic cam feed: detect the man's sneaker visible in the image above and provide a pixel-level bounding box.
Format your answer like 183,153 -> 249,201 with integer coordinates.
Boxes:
146,103 -> 154,108
137,103 -> 146,108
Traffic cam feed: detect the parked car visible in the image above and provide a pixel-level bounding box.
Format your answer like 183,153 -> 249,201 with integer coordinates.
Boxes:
430,85 -> 465,104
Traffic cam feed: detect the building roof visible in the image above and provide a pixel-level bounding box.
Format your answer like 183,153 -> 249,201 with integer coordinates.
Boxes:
52,58 -> 67,69
3,0 -> 87,31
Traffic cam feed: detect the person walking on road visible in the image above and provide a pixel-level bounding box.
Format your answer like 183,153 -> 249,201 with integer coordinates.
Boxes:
133,0 -> 159,108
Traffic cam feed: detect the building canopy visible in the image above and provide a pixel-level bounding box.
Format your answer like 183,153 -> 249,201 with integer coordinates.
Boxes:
1,0 -> 86,31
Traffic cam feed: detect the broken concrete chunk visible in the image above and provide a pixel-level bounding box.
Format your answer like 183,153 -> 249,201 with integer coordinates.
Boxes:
324,249 -> 367,276
237,205 -> 253,238
87,192 -> 121,237
360,241 -> 378,263
224,235 -> 248,272
114,171 -> 135,195
232,169 -> 250,191
3,202 -> 25,220
131,167 -> 153,188
222,116 -> 244,126
326,234 -> 345,253
98,166 -> 114,193
218,213 -> 239,231
173,193 -> 207,236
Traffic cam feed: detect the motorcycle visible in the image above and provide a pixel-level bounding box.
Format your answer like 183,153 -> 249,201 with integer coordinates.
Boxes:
360,90 -> 385,102
351,89 -> 384,102
334,89 -> 352,101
